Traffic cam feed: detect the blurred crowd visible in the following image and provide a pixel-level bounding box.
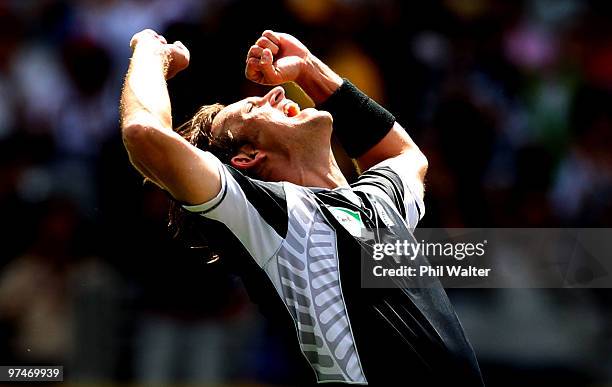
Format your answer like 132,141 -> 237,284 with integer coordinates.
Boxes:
0,0 -> 611,385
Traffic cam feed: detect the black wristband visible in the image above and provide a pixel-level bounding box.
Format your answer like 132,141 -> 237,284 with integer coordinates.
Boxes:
318,79 -> 395,158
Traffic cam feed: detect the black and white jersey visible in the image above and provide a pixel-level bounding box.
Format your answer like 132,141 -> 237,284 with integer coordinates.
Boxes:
184,152 -> 484,386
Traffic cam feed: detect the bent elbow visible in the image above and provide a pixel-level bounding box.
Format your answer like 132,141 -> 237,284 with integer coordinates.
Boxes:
122,121 -> 163,161
121,122 -> 159,174
122,121 -> 148,149
401,147 -> 428,183
417,151 -> 428,182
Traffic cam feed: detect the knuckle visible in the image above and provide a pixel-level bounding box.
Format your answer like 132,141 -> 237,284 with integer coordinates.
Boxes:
257,37 -> 274,49
263,30 -> 279,42
248,45 -> 260,55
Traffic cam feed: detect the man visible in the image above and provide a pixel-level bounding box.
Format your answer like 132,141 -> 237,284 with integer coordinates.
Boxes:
120,29 -> 484,386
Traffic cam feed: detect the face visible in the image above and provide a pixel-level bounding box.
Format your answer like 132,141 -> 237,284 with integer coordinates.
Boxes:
211,86 -> 333,178
211,86 -> 331,144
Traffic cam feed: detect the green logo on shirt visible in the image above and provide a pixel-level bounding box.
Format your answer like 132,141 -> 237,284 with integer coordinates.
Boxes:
328,207 -> 364,237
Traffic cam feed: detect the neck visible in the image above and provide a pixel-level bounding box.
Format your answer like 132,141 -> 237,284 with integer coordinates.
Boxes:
300,147 -> 348,189
269,148 -> 349,189
300,161 -> 348,189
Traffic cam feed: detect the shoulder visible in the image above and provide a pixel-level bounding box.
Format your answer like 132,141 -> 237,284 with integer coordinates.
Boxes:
351,155 -> 425,228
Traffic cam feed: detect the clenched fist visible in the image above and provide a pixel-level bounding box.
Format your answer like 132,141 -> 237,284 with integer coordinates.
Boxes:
245,30 -> 311,86
130,29 -> 190,80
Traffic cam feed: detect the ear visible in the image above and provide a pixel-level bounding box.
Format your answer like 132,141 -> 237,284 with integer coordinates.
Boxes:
230,145 -> 266,171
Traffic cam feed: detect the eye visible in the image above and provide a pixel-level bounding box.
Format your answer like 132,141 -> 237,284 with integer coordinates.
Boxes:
246,102 -> 254,113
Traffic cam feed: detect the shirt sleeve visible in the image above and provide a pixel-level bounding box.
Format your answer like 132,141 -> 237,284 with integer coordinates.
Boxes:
351,154 -> 425,229
182,152 -> 288,267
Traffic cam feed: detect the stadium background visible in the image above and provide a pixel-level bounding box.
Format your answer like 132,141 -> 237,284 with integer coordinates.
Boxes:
0,0 -> 611,385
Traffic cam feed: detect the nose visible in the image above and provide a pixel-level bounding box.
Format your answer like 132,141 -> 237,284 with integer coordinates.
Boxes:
262,86 -> 285,107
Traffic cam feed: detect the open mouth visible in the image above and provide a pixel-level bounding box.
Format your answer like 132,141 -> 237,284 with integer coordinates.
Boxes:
284,101 -> 301,117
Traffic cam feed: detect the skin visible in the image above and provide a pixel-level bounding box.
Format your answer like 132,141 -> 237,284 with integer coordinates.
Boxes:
120,29 -> 427,206
210,87 -> 346,186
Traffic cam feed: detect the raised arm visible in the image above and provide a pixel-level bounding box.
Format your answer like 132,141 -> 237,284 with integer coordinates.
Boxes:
120,29 -> 221,205
244,30 -> 427,182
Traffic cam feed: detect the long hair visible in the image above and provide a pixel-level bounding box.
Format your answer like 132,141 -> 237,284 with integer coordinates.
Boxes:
167,103 -> 244,262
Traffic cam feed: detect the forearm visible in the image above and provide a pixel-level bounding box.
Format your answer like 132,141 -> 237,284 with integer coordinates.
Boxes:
309,73 -> 425,172
120,43 -> 175,184
315,77 -> 396,157
356,122 -> 427,174
121,45 -> 172,131
296,55 -> 343,105
118,30 -> 219,205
